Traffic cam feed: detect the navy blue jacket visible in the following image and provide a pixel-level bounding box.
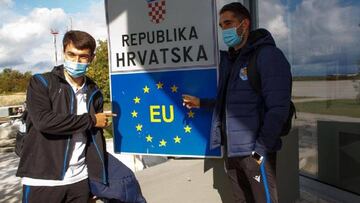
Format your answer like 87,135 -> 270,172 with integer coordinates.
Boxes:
203,29 -> 291,157
90,153 -> 146,203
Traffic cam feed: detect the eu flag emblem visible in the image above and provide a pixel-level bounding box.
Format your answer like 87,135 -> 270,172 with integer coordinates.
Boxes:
111,69 -> 221,157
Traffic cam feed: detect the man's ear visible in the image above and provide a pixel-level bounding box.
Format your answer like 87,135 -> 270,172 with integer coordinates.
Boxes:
243,18 -> 250,30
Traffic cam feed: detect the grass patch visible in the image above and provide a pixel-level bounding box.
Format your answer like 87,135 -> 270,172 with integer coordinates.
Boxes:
295,99 -> 360,118
292,96 -> 315,99
0,93 -> 26,107
293,74 -> 360,81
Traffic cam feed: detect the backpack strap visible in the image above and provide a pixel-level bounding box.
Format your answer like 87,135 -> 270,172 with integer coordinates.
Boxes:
34,74 -> 49,88
33,72 -> 59,104
247,45 -> 272,94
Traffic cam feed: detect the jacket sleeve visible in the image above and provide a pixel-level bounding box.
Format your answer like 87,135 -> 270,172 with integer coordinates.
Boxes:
254,46 -> 292,156
26,75 -> 96,135
93,90 -> 104,113
199,51 -> 226,110
200,98 -> 216,109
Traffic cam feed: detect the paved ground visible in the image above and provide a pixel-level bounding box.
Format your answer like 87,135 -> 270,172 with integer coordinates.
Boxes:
0,144 -> 333,203
0,139 -> 167,203
0,151 -> 336,203
0,152 -> 21,203
293,80 -> 359,100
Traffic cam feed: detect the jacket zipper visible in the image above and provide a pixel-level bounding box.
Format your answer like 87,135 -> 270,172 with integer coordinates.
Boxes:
61,88 -> 74,179
224,60 -> 243,157
88,89 -> 107,184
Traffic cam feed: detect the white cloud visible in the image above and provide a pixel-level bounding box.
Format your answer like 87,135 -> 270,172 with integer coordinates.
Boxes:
0,8 -> 68,72
0,0 -> 18,25
2,0 -> 359,76
290,0 -> 359,65
71,1 -> 107,41
0,1 -> 107,73
259,0 -> 289,40
0,0 -> 13,8
259,0 -> 360,75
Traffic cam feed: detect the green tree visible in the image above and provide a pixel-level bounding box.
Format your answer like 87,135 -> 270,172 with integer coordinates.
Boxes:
87,40 -> 110,103
0,68 -> 32,94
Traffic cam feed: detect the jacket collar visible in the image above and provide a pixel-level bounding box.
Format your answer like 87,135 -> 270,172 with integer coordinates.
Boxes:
51,65 -> 99,94
231,28 -> 276,57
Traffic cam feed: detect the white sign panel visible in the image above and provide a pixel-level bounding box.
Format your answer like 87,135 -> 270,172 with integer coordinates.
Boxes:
106,0 -> 217,72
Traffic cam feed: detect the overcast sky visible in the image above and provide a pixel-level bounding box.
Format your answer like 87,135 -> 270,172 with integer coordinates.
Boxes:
0,0 -> 107,73
0,0 -> 359,76
259,0 -> 360,75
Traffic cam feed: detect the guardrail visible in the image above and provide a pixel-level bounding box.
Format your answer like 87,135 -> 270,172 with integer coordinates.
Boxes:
0,105 -> 24,124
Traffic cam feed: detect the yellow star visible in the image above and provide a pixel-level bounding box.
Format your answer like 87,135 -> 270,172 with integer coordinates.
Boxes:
146,134 -> 153,142
131,110 -> 138,118
156,82 -> 164,89
174,136 -> 181,143
143,86 -> 150,93
133,96 -> 140,104
135,124 -> 143,132
187,110 -> 195,118
171,85 -> 178,93
159,139 -> 167,147
184,125 -> 192,133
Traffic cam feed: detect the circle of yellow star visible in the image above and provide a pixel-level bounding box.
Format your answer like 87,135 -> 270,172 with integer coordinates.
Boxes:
135,124 -> 143,132
159,139 -> 167,147
146,134 -> 153,142
131,110 -> 138,118
143,86 -> 150,93
184,125 -> 192,133
133,96 -> 140,104
156,82 -> 164,89
187,110 -> 195,118
171,85 -> 178,93
174,136 -> 181,143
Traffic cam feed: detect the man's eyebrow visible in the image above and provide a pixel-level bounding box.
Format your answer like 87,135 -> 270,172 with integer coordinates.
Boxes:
219,19 -> 231,27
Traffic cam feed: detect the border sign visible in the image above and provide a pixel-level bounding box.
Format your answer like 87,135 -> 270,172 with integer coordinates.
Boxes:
106,0 -> 221,157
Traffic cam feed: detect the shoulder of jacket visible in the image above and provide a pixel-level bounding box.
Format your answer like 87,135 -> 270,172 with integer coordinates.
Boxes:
33,71 -> 62,91
257,45 -> 281,57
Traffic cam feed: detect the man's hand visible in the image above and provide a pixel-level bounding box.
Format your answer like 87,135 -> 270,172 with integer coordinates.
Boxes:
255,159 -> 262,165
182,94 -> 200,109
95,112 -> 117,128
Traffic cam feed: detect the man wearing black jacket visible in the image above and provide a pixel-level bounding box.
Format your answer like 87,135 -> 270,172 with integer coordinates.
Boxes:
16,30 -> 114,203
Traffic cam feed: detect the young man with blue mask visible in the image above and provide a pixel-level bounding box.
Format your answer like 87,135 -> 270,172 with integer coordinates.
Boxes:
17,30 -> 115,203
183,2 -> 292,203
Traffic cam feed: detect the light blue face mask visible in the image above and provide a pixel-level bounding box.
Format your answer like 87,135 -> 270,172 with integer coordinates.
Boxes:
64,60 -> 89,78
222,23 -> 244,47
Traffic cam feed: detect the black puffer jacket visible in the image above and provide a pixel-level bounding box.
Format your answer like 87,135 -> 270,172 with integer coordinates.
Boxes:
16,65 -> 108,184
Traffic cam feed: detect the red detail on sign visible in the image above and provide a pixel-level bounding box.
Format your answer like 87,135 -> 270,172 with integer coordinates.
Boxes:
147,0 -> 166,24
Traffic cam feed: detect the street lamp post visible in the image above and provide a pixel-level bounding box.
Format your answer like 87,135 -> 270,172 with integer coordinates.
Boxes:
50,29 -> 59,65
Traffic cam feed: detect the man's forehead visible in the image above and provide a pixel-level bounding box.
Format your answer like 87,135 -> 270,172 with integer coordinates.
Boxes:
219,11 -> 238,22
64,43 -> 91,54
220,11 -> 237,20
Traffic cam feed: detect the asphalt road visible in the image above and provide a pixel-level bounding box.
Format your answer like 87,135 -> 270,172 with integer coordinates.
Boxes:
293,80 -> 359,99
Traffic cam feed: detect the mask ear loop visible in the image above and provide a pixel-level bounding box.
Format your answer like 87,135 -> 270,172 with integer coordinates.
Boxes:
236,20 -> 246,37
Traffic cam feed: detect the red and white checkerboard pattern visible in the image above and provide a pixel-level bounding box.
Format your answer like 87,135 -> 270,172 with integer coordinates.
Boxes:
147,0 -> 166,24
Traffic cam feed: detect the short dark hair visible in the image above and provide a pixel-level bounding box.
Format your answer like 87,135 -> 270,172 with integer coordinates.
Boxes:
220,2 -> 251,22
63,30 -> 96,55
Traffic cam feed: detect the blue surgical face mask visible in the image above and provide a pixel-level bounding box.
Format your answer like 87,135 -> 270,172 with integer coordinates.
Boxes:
64,60 -> 89,78
222,22 -> 244,47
